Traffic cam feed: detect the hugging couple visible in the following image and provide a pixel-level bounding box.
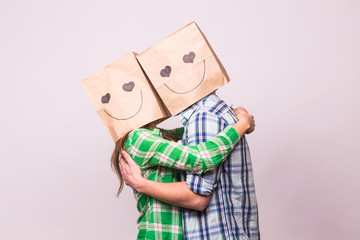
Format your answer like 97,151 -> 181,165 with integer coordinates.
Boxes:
82,22 -> 260,240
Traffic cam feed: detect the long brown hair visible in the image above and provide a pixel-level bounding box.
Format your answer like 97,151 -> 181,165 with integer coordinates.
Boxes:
111,121 -> 180,196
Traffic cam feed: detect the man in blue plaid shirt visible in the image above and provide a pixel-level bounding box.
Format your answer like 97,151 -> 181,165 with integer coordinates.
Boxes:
121,93 -> 260,240
178,93 -> 260,240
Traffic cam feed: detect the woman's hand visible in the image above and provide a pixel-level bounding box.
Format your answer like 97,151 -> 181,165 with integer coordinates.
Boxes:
232,106 -> 256,134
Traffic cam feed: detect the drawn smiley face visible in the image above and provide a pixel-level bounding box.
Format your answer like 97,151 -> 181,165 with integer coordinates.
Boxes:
101,81 -> 143,120
159,51 -> 206,94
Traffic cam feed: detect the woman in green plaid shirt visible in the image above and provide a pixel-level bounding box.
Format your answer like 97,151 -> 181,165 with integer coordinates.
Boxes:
112,108 -> 255,240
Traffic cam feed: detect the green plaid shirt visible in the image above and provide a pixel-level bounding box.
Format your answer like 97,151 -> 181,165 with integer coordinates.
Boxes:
125,125 -> 240,240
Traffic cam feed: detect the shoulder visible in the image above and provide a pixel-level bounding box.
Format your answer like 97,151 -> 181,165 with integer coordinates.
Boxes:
199,94 -> 236,124
125,128 -> 164,152
185,110 -> 225,139
127,128 -> 160,141
126,128 -> 157,146
188,110 -> 221,124
206,96 -> 237,124
187,110 -> 231,130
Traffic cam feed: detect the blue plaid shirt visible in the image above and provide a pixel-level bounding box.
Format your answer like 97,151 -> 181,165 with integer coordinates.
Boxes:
179,93 -> 260,240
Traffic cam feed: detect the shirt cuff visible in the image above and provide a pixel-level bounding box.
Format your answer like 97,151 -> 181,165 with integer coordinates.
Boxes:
221,125 -> 240,146
186,174 -> 218,195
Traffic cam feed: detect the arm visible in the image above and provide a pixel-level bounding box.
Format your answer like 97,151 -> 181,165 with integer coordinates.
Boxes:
184,111 -> 226,196
120,110 -> 254,210
127,125 -> 241,174
126,109 -> 254,173
120,151 -> 211,211
183,107 -> 255,196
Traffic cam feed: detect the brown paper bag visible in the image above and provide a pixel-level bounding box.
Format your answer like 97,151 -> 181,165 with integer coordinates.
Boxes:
136,22 -> 230,115
81,52 -> 170,142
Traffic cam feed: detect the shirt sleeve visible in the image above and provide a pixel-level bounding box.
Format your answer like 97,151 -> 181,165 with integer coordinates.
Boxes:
184,111 -> 229,195
125,125 -> 239,175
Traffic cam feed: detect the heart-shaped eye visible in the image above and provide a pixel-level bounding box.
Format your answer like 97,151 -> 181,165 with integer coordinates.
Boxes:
122,81 -> 135,92
160,66 -> 171,77
183,52 -> 195,63
101,93 -> 111,104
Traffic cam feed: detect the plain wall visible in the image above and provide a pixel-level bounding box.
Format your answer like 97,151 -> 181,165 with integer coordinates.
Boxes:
1,0 -> 359,239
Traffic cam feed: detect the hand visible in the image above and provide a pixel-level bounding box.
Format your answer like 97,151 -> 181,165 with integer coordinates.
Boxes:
233,106 -> 249,116
233,106 -> 255,134
119,151 -> 146,192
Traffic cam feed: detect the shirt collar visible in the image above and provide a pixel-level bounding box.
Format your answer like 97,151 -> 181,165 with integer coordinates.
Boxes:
179,92 -> 218,126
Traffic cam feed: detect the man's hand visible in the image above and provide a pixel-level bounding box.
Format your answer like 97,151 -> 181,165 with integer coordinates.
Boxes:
233,106 -> 256,134
119,151 -> 146,192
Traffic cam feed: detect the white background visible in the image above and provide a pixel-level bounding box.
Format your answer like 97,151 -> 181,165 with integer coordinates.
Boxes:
1,0 -> 359,239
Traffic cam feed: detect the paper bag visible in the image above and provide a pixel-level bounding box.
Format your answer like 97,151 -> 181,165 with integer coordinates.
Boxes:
136,22 -> 230,115
81,52 -> 170,142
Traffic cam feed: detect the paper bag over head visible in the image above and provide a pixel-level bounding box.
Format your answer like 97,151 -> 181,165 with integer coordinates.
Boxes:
81,52 -> 170,142
136,22 -> 231,115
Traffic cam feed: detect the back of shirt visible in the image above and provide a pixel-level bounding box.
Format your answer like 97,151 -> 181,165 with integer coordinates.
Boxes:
180,94 -> 260,240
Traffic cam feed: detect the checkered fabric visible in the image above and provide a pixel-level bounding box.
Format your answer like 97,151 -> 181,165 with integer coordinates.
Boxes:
180,93 -> 260,240
125,125 -> 240,240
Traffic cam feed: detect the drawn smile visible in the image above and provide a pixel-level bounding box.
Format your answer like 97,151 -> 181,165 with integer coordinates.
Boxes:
103,91 -> 143,120
164,60 -> 206,94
